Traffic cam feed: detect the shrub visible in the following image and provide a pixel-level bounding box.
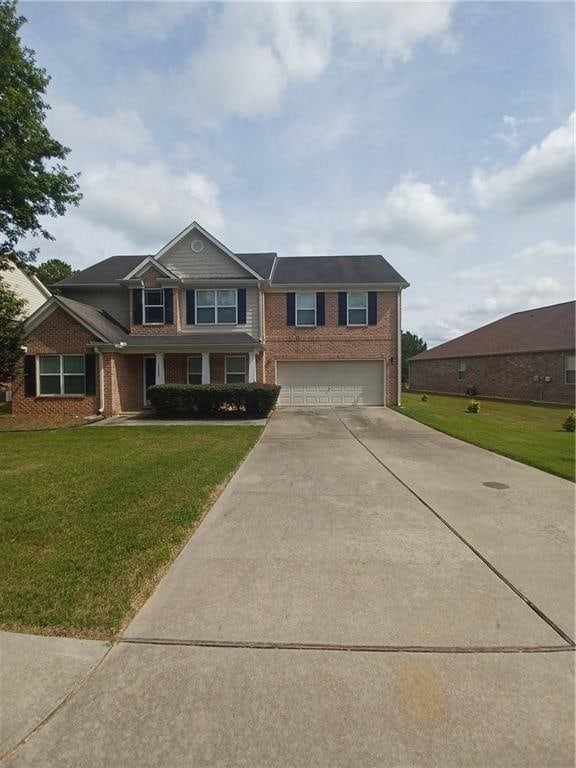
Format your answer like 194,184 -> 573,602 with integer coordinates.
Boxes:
421,394 -> 428,402
466,400 -> 480,414
563,412 -> 575,433
148,384 -> 281,419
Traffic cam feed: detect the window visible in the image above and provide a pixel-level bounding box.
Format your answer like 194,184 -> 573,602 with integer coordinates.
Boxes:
347,292 -> 368,325
226,356 -> 245,383
458,360 -> 467,381
144,289 -> 164,324
296,293 -> 316,326
196,290 -> 237,325
39,355 -> 85,396
188,355 -> 203,384
565,354 -> 575,384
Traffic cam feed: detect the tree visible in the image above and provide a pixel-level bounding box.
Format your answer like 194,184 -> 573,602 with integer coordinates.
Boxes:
32,258 -> 74,286
402,330 -> 427,383
0,274 -> 25,383
0,1 -> 81,271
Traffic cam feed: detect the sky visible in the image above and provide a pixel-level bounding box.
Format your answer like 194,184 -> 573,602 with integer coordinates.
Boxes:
18,0 -> 575,346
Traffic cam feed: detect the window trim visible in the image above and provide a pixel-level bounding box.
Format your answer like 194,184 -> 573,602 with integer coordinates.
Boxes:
225,355 -> 246,384
565,353 -> 575,385
295,292 -> 317,327
187,354 -> 203,385
458,360 -> 467,381
143,288 -> 165,326
347,291 -> 368,326
37,354 -> 85,397
195,289 -> 238,326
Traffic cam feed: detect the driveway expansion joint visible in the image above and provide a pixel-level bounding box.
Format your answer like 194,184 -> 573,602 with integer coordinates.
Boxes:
337,416 -> 576,648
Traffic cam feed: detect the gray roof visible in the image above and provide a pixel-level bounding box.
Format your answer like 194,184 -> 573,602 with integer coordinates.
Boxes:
271,255 -> 407,285
120,332 -> 262,349
54,255 -> 146,286
237,252 -> 277,279
56,296 -> 129,343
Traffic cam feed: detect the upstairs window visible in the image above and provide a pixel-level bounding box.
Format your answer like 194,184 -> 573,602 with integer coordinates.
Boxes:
39,355 -> 85,396
144,289 -> 164,324
458,360 -> 467,381
296,293 -> 316,326
347,292 -> 368,325
565,354 -> 575,384
196,290 -> 237,324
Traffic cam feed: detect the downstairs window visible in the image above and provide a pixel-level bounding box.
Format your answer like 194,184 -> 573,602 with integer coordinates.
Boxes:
39,355 -> 85,396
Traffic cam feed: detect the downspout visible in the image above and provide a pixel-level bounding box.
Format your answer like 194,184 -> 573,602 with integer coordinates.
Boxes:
96,348 -> 105,415
397,289 -> 402,406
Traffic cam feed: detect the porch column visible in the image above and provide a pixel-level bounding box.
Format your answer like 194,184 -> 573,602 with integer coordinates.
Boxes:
155,352 -> 165,385
248,352 -> 257,383
201,352 -> 210,384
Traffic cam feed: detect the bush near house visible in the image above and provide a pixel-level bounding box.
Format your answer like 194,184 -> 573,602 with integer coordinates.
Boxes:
563,412 -> 575,433
149,383 -> 281,419
466,400 -> 481,414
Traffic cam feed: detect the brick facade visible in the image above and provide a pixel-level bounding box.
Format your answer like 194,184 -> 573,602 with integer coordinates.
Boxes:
263,291 -> 399,405
409,351 -> 575,405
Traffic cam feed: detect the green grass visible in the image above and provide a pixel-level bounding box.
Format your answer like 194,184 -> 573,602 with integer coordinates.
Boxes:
0,425 -> 261,638
395,393 -> 575,481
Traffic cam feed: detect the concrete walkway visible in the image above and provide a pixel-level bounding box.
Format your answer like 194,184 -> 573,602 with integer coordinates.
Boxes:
3,408 -> 574,767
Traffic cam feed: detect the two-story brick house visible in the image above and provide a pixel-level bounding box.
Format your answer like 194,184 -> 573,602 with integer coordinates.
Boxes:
12,222 -> 409,417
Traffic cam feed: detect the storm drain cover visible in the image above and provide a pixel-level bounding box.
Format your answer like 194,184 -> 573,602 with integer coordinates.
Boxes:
483,481 -> 510,490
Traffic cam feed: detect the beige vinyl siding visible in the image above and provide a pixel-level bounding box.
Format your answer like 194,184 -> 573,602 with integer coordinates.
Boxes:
61,288 -> 130,329
180,286 -> 260,338
1,266 -> 49,317
158,231 -> 251,279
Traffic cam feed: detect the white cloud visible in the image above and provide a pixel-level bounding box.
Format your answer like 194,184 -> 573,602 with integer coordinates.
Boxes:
462,276 -> 567,319
78,160 -> 224,247
472,113 -> 575,211
355,174 -> 476,250
493,114 -> 542,148
513,240 -> 575,264
48,103 -> 153,157
70,4 -> 201,44
403,296 -> 433,311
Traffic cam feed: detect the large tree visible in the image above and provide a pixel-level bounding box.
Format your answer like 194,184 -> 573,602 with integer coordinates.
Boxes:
0,275 -> 25,383
0,1 -> 81,270
32,258 -> 74,286
402,330 -> 427,383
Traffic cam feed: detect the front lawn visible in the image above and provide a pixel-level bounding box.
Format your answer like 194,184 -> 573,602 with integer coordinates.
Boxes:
0,425 -> 261,638
395,393 -> 575,481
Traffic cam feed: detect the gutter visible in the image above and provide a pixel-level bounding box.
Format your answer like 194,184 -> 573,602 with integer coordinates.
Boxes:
95,347 -> 105,415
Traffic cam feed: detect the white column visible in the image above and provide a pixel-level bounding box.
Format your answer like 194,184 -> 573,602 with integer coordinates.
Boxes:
248,352 -> 257,383
155,352 -> 165,385
201,352 -> 210,384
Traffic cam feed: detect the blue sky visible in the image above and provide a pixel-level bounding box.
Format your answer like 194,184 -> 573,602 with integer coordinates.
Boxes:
20,1 -> 575,345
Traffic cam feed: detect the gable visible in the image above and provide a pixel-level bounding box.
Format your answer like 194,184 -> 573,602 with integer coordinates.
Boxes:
157,229 -> 254,280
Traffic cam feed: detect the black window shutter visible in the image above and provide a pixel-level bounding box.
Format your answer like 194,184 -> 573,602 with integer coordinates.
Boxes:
24,355 -> 36,397
186,290 -> 195,325
237,289 -> 247,324
133,288 -> 143,325
316,292 -> 325,326
286,293 -> 295,326
164,288 -> 173,325
85,354 -> 97,395
338,292 -> 348,326
368,292 -> 377,325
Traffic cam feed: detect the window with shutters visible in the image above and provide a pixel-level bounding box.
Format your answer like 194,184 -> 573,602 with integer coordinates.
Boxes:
347,292 -> 368,325
144,289 -> 164,324
295,293 -> 316,326
38,355 -> 85,396
196,289 -> 237,324
187,355 -> 203,384
565,354 -> 575,384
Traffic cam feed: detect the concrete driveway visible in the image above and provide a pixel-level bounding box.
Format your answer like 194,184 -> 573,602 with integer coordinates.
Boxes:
4,408 -> 574,767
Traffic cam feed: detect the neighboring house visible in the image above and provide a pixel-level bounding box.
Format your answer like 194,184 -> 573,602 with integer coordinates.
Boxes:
1,262 -> 51,317
11,221 -> 408,417
408,301 -> 575,405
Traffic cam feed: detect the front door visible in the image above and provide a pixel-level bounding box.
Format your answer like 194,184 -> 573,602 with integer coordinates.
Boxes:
144,356 -> 156,406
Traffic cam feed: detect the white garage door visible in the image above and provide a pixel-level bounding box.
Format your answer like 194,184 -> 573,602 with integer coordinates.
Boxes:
277,361 -> 384,406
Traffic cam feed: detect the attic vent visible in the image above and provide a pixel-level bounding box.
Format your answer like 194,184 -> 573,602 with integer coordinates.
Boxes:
191,239 -> 204,253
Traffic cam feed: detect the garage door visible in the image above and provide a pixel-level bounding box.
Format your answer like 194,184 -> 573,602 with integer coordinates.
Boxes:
277,361 -> 384,406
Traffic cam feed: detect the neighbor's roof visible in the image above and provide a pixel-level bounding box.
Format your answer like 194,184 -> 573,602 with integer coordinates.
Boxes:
410,301 -> 576,361
271,255 -> 407,286
54,251 -> 407,287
